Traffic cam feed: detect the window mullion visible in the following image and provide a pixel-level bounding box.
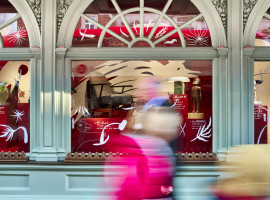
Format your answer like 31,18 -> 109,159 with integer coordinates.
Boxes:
0,33 -> 4,48
140,0 -> 144,38
0,14 -> 21,30
111,0 -> 136,40
264,13 -> 270,20
153,13 -> 203,47
81,14 -> 131,47
147,0 -> 173,41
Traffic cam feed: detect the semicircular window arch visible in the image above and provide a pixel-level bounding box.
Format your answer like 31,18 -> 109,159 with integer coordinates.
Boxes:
0,1 -> 30,48
255,7 -> 270,46
72,0 -> 212,48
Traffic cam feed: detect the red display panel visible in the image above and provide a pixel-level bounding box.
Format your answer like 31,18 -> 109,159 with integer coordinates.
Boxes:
254,105 -> 268,144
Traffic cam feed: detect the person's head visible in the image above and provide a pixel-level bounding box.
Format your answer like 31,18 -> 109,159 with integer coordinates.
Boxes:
134,77 -> 161,102
193,77 -> 201,85
140,107 -> 182,142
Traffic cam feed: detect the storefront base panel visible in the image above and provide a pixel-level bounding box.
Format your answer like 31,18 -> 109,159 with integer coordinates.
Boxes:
0,163 -> 220,200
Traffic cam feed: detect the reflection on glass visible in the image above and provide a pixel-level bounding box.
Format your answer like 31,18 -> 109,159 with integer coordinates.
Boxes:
254,62 -> 270,144
72,0 -> 211,47
0,1 -> 30,48
255,16 -> 270,46
0,61 -> 30,152
71,60 -> 213,153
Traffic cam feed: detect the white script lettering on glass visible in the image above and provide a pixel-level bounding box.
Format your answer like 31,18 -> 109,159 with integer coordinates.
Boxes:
190,117 -> 212,142
93,120 -> 127,146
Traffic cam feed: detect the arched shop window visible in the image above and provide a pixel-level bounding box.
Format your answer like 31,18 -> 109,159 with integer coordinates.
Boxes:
0,1 -> 32,153
71,0 -> 214,155
255,7 -> 270,46
72,0 -> 211,47
0,1 -> 29,48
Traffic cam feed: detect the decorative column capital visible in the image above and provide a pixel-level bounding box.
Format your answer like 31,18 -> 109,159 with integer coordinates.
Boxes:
211,0 -> 227,32
57,0 -> 74,31
56,46 -> 67,58
243,0 -> 259,31
217,46 -> 229,58
243,45 -> 255,58
26,0 -> 42,31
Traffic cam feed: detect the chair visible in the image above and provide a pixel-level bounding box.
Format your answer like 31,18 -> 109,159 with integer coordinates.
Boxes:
86,71 -> 133,117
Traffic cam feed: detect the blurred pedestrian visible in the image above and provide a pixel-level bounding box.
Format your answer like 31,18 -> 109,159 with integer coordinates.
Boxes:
104,106 -> 181,200
212,145 -> 270,200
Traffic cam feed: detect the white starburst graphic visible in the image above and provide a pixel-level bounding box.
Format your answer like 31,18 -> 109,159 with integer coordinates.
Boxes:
185,29 -> 209,46
11,109 -> 25,123
7,27 -> 27,45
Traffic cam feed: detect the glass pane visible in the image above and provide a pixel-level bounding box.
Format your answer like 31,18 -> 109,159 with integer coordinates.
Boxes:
0,61 -> 30,152
0,1 -> 29,48
71,60 -> 212,153
72,0 -> 212,48
255,16 -> 270,46
184,17 -> 211,47
254,61 -> 270,144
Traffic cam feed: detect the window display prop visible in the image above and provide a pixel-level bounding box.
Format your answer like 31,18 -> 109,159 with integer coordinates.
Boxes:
71,60 -> 212,155
167,77 -> 190,94
188,77 -> 204,119
0,62 -> 30,153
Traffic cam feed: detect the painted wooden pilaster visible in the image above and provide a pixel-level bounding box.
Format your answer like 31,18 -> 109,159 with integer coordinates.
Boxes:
29,47 -> 42,160
243,47 -> 255,145
213,48 -> 229,158
227,0 -> 244,147
55,47 -> 68,160
32,0 -> 58,161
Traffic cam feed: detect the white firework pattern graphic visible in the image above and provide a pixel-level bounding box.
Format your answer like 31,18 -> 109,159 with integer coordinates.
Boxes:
7,27 -> 27,45
0,125 -> 28,143
11,109 -> 25,123
185,29 -> 209,46
190,117 -> 212,142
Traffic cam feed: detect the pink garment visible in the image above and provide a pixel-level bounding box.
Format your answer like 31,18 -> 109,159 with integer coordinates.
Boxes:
105,134 -> 175,200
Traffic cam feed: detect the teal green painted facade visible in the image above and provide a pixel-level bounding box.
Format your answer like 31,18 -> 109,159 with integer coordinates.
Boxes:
0,0 -> 269,199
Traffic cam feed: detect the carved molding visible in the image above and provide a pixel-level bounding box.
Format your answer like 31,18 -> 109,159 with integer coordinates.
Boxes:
26,0 -> 41,31
65,152 -> 218,162
243,0 -> 259,30
65,152 -> 128,162
0,151 -> 28,162
175,152 -> 217,161
57,0 -> 74,31
211,0 -> 227,32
